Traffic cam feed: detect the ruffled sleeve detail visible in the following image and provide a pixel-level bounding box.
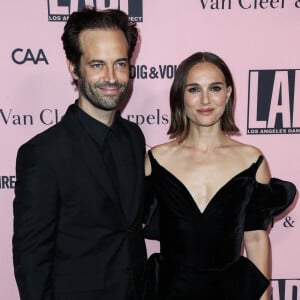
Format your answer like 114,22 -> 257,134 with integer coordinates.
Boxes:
244,178 -> 296,231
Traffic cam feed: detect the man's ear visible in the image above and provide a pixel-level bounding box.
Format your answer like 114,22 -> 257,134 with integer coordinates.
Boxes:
67,60 -> 79,80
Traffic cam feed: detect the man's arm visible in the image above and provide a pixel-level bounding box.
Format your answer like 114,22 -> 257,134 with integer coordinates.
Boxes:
13,142 -> 58,300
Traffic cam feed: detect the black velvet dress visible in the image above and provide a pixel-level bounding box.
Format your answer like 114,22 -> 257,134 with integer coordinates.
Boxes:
145,150 -> 296,300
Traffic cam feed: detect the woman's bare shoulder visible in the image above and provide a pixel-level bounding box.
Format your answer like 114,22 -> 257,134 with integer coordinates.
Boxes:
227,138 -> 263,164
151,140 -> 178,159
145,140 -> 177,175
227,139 -> 270,183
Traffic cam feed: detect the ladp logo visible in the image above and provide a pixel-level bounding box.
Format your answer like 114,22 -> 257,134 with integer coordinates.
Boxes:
47,0 -> 143,22
247,69 -> 300,134
271,279 -> 300,300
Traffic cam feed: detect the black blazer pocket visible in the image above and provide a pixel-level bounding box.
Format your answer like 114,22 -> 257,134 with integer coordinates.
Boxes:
54,273 -> 104,292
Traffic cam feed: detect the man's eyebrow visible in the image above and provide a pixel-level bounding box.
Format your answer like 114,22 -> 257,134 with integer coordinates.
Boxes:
87,58 -> 129,64
87,59 -> 104,64
115,58 -> 129,62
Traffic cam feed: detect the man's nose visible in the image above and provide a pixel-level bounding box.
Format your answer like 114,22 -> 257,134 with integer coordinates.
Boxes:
104,66 -> 117,83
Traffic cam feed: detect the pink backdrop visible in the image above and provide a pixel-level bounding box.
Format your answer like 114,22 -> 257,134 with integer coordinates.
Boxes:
1,1 -> 299,299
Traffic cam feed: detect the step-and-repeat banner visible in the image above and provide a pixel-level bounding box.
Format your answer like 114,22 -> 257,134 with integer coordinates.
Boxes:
1,1 -> 299,299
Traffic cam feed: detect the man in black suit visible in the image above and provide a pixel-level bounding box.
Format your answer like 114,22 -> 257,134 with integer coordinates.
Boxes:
13,7 -> 147,300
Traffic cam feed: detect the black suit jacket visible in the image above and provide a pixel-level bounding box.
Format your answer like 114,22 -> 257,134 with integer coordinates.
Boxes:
13,104 -> 147,300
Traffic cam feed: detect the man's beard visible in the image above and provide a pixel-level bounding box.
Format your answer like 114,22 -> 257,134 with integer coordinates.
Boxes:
78,76 -> 128,111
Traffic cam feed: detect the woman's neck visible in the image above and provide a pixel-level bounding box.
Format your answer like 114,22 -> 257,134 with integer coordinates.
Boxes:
181,124 -> 228,153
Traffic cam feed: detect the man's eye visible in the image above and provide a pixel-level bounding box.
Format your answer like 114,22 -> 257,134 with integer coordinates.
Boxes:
116,61 -> 128,68
91,63 -> 103,69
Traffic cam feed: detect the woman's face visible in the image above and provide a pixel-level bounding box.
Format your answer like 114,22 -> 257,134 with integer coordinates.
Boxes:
183,62 -> 232,129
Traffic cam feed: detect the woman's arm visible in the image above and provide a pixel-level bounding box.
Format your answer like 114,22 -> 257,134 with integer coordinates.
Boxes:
244,230 -> 271,300
244,149 -> 272,299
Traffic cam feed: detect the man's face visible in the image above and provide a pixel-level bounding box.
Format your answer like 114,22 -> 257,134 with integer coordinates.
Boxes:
72,29 -> 130,112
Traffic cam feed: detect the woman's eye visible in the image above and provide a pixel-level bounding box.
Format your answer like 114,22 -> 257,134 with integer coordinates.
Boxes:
210,86 -> 222,92
187,87 -> 200,93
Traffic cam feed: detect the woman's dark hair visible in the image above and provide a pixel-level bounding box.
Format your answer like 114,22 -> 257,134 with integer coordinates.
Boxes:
61,7 -> 138,81
168,52 -> 239,141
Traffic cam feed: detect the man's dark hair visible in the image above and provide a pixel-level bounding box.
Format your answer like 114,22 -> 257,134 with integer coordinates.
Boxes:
61,7 -> 138,81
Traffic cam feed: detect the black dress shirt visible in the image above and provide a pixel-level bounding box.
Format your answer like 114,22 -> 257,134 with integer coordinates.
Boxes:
74,103 -> 136,221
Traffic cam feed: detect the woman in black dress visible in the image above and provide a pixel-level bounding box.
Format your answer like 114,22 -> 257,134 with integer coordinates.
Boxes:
144,52 -> 296,300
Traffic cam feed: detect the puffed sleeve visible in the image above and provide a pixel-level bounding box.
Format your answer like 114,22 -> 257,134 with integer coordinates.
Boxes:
244,178 -> 296,231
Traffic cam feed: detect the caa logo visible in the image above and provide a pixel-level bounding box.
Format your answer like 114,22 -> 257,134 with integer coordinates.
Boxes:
247,69 -> 300,134
47,0 -> 143,22
12,49 -> 49,65
271,279 -> 300,300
